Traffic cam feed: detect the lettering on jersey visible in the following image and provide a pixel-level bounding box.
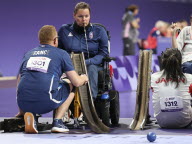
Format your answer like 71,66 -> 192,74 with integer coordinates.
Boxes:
155,78 -> 185,84
32,50 -> 50,56
168,97 -> 175,100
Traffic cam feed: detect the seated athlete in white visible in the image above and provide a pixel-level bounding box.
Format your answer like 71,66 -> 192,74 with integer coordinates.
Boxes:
151,48 -> 192,128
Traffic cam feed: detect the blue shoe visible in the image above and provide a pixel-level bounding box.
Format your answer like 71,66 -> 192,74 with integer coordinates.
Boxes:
51,119 -> 69,133
24,112 -> 38,134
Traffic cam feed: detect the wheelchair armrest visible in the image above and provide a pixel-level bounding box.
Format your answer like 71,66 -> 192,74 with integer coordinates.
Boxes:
103,56 -> 116,62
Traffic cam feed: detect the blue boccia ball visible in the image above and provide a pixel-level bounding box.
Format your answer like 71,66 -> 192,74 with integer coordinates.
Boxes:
147,132 -> 156,142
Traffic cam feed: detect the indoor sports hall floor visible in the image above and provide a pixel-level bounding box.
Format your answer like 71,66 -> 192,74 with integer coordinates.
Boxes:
1,90 -> 192,144
0,117 -> 192,144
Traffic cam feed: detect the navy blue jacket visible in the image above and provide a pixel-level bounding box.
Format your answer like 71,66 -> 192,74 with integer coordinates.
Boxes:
58,23 -> 109,65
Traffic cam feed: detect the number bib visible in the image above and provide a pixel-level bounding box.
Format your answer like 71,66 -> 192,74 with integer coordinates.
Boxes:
160,96 -> 183,112
26,57 -> 51,73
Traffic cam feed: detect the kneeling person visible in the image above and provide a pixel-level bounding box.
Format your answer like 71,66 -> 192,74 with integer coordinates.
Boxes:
151,48 -> 192,128
16,25 -> 88,133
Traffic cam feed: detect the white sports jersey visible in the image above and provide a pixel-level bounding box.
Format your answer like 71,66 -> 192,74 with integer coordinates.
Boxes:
151,71 -> 192,128
176,26 -> 192,64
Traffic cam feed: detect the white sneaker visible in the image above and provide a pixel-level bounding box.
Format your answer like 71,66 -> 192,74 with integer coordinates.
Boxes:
77,112 -> 84,122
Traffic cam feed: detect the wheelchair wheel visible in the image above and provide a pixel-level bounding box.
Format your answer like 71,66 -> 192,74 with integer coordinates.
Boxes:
100,100 -> 110,127
95,99 -> 110,127
109,90 -> 120,125
98,70 -> 104,93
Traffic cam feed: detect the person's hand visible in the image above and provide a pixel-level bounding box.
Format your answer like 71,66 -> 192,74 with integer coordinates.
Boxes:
132,18 -> 140,29
80,74 -> 89,84
171,22 -> 180,35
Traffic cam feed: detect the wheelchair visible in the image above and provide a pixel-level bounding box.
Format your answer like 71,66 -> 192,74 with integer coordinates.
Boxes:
95,56 -> 120,126
67,23 -> 120,128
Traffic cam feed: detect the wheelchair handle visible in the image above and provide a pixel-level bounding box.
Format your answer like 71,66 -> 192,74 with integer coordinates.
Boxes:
103,57 -> 116,62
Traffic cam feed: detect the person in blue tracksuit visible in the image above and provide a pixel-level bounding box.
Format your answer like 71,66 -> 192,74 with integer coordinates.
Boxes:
58,2 -> 109,99
16,25 -> 88,133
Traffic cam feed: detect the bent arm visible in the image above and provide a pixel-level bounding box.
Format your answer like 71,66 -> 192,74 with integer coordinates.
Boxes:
171,22 -> 185,50
171,23 -> 178,48
85,27 -> 109,65
172,32 -> 178,48
131,18 -> 140,29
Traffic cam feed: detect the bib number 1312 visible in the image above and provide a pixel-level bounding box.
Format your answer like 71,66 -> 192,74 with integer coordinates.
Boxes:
160,96 -> 183,112
164,101 -> 178,107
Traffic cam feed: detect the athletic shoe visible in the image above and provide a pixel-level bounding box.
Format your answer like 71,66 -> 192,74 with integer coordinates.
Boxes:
62,110 -> 71,123
77,112 -> 84,122
51,119 -> 69,133
24,112 -> 38,134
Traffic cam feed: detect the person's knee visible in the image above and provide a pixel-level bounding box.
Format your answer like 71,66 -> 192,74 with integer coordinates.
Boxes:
87,64 -> 98,72
88,65 -> 99,80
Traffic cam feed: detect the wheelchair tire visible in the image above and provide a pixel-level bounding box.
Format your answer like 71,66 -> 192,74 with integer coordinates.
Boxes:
100,100 -> 110,127
109,90 -> 120,125
94,99 -> 110,127
98,70 -> 104,93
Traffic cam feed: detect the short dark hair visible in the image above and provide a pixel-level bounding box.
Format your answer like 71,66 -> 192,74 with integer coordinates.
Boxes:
126,4 -> 139,12
161,48 -> 186,88
74,2 -> 91,14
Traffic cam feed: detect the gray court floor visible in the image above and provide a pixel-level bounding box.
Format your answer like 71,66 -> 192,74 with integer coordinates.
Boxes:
0,118 -> 191,144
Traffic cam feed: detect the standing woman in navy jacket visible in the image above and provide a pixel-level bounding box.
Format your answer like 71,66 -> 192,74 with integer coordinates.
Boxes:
58,2 -> 109,99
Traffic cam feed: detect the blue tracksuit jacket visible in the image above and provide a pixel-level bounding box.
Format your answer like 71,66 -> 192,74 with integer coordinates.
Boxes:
58,23 -> 109,65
